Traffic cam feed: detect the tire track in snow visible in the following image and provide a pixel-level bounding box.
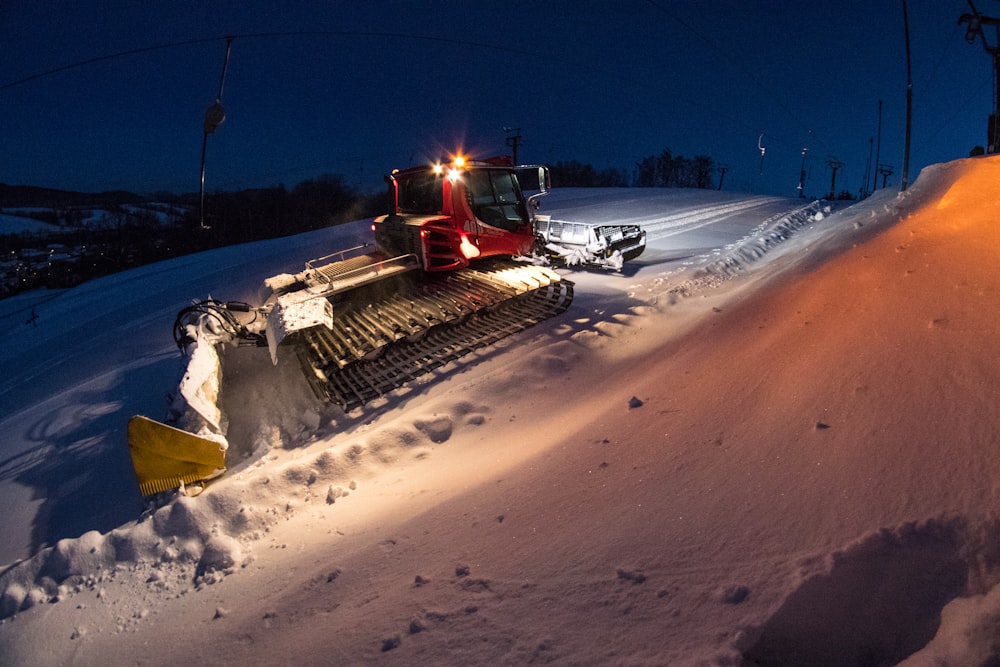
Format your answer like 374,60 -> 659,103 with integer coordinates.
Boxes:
665,201 -> 826,294
639,197 -> 791,240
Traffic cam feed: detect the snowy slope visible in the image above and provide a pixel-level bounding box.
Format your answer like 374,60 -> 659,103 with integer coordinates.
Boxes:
2,160 -> 1000,665
0,212 -> 59,234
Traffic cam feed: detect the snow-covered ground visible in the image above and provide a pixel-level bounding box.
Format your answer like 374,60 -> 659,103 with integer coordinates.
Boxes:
2,157 -> 1000,664
0,212 -> 60,234
0,203 -> 185,234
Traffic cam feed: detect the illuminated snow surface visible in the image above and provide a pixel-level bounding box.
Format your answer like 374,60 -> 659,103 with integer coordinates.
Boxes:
2,157 -> 1000,665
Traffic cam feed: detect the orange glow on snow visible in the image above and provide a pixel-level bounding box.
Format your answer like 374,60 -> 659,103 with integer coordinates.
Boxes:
936,159 -> 1000,213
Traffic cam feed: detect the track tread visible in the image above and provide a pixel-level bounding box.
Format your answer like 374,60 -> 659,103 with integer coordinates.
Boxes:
292,262 -> 573,410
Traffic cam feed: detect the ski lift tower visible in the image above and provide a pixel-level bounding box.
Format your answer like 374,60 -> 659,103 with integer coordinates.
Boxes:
960,2 -> 1000,153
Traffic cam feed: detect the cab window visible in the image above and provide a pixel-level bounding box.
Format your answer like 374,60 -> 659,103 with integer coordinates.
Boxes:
465,170 -> 528,231
397,172 -> 443,214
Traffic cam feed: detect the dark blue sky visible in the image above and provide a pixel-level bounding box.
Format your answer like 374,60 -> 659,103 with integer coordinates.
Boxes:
1,1 -> 994,197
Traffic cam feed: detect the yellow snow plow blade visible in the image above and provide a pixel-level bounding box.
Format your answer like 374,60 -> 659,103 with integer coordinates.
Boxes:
127,415 -> 227,496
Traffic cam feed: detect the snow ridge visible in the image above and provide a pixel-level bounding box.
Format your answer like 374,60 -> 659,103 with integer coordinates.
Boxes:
666,200 -> 826,298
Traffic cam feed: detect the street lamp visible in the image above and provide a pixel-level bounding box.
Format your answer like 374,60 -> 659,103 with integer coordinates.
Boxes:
199,37 -> 234,229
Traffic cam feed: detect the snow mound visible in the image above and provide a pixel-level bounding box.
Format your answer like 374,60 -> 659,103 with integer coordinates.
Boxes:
0,399 -> 484,621
741,516 -> 1000,665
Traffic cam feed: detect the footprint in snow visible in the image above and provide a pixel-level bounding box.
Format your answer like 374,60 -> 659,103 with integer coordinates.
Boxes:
414,415 -> 453,444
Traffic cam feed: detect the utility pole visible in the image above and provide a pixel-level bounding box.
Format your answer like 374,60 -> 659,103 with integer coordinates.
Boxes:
504,127 -> 522,165
902,0 -> 913,191
871,99 -> 883,193
959,1 -> 1000,153
863,137 -> 873,198
717,164 -> 728,190
826,158 -> 844,199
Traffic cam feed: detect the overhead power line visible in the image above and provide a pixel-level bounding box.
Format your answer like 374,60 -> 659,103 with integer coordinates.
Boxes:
1,31 -> 558,92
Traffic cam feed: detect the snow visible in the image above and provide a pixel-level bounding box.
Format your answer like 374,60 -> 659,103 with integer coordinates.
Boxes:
0,212 -> 59,234
2,156 -> 1000,664
0,203 -> 184,234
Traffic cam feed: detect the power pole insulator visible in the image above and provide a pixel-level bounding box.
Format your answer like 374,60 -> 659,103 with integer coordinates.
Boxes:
504,127 -> 522,165
878,163 -> 895,189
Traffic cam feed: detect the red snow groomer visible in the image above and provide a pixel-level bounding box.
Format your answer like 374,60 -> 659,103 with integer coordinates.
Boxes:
376,155 -> 644,272
128,155 -> 644,496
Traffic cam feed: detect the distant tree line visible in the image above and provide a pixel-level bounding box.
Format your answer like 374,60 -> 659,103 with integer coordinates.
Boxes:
550,149 -> 717,189
197,174 -> 382,247
549,161 -> 630,187
633,149 -> 715,189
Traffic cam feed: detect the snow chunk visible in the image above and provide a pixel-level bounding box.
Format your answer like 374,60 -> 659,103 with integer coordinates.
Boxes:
176,334 -> 227,436
152,495 -> 217,542
0,584 -> 27,617
195,535 -> 243,584
41,530 -> 112,582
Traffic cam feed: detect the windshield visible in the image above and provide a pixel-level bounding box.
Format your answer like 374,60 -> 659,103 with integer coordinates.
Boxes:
465,169 -> 528,231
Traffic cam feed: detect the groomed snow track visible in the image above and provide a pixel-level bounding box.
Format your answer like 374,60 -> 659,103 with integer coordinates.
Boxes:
290,261 -> 573,410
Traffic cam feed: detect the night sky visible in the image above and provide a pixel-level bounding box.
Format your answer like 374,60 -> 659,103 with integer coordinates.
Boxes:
1,1 -> 994,197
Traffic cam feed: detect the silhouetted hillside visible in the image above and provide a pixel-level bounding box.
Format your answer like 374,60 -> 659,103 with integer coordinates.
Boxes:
0,183 -> 149,208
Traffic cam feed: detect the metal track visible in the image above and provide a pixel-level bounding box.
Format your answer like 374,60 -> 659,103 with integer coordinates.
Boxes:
289,261 -> 573,410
